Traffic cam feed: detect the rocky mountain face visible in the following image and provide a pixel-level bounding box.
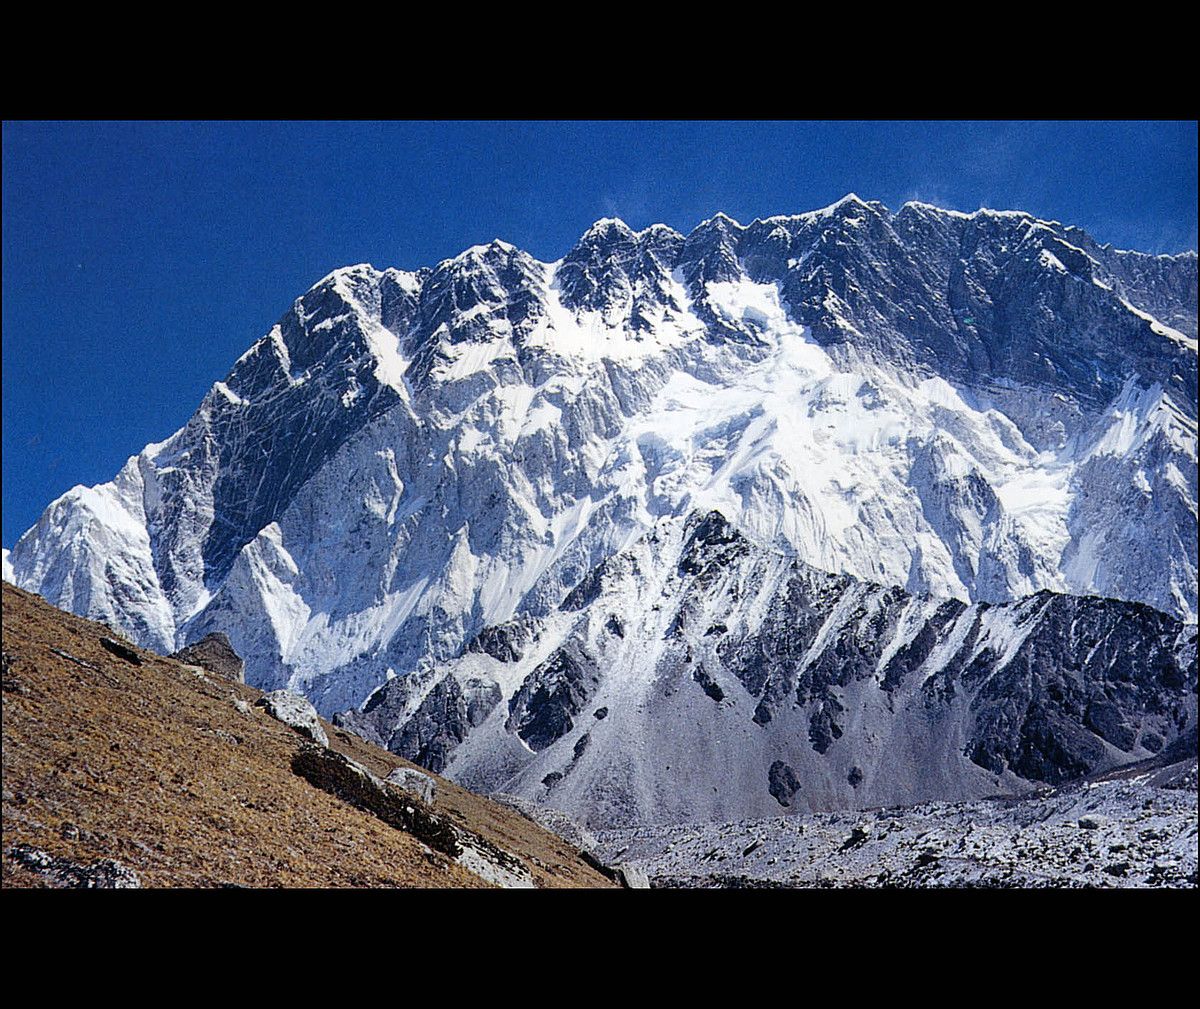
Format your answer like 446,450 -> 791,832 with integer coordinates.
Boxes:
6,196 -> 1197,830
337,511 -> 1196,828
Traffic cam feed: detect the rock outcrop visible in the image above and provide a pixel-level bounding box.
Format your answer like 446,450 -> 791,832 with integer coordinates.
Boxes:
171,632 -> 245,683
7,844 -> 141,888
290,744 -> 458,857
257,690 -> 328,747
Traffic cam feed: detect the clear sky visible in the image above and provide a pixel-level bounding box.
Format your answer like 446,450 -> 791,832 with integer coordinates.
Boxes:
3,120 -> 1196,547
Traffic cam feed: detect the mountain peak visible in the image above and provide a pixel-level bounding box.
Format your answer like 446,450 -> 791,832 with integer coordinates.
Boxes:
308,262 -> 380,293
579,217 -> 635,241
693,210 -> 743,232
830,192 -> 868,209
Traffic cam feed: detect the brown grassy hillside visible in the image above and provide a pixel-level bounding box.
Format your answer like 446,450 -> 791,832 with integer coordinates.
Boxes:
2,583 -> 614,888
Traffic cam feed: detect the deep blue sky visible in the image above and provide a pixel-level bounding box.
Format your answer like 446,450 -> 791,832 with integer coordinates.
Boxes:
3,120 -> 1197,546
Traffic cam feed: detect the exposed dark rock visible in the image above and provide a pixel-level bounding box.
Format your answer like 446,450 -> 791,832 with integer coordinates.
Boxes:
394,678 -> 476,774
171,632 -> 244,683
881,600 -> 966,690
1085,699 -> 1137,751
194,273 -> 409,588
290,744 -> 460,857
357,526 -> 1195,818
339,671 -> 503,774
506,646 -> 600,751
808,699 -> 845,755
99,637 -> 142,665
560,562 -> 609,612
556,218 -> 683,335
1159,723 -> 1199,764
464,678 -> 503,728
964,593 -> 1191,784
593,707 -> 609,720
718,562 -> 854,722
840,825 -> 872,851
768,760 -> 801,806
464,618 -> 535,663
691,665 -> 725,702
678,511 -> 749,584
11,203 -> 1198,802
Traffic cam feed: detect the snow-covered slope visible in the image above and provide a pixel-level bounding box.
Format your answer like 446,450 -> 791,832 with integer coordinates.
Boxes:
8,198 -> 1198,735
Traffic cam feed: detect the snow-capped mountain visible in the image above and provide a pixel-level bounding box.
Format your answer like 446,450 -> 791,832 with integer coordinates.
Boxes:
7,196 -> 1197,816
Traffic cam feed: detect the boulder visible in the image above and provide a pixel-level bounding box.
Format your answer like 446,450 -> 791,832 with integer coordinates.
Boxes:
256,690 -> 329,746
768,760 -> 801,807
172,633 -> 245,683
386,766 -> 437,805
840,824 -> 872,851
615,863 -> 651,888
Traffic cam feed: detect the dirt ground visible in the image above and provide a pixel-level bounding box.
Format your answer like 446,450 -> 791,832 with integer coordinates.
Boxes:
2,583 -> 615,888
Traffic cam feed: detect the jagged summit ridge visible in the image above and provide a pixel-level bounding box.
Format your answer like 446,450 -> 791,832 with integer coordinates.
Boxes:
7,198 -> 1196,727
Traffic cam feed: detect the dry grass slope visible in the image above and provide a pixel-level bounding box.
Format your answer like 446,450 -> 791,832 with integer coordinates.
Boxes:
1,584 -> 615,888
